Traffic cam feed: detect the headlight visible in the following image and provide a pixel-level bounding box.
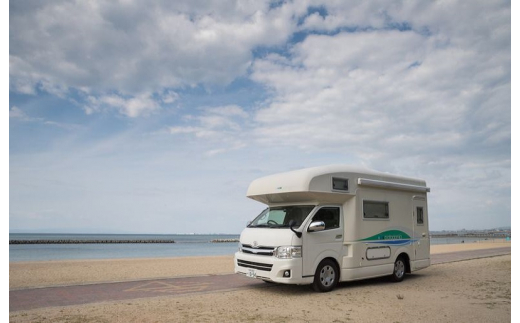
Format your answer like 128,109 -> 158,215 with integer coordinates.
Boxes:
274,246 -> 302,259
238,244 -> 242,252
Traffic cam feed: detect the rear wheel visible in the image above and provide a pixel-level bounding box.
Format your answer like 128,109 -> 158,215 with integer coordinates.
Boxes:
312,259 -> 338,292
390,256 -> 406,282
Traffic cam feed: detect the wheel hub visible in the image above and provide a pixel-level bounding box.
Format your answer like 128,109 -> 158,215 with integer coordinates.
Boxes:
320,265 -> 335,286
395,260 -> 405,278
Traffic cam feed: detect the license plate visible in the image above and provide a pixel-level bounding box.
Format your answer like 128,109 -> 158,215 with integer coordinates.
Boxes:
247,269 -> 257,278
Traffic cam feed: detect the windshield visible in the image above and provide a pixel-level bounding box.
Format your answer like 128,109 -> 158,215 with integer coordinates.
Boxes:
248,205 -> 315,228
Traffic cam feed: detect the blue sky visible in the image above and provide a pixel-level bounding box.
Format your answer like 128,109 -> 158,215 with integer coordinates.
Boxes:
8,0 -> 511,234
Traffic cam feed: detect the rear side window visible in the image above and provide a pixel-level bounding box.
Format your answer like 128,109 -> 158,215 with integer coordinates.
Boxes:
363,201 -> 389,219
416,207 -> 424,225
311,207 -> 340,230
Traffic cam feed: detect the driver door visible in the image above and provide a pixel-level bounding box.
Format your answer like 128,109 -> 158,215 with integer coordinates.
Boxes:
302,206 -> 344,277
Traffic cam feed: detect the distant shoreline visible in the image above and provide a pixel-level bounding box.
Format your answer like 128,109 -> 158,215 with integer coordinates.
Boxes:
9,239 -> 177,244
9,238 -> 240,244
430,234 -> 510,238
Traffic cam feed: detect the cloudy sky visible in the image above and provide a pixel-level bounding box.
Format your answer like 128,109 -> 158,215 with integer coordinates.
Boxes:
9,0 -> 511,234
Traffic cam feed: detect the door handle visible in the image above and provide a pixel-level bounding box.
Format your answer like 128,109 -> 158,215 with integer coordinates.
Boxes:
336,235 -> 343,239
422,233 -> 426,237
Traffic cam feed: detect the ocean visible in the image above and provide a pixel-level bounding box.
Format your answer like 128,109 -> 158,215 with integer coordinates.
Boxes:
9,233 -> 240,262
9,233 -> 501,262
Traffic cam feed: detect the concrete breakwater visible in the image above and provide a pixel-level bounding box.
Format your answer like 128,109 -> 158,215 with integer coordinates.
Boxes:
210,239 -> 239,243
9,239 -> 176,244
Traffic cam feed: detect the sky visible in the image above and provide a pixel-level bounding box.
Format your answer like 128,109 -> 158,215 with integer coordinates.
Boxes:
8,0 -> 512,234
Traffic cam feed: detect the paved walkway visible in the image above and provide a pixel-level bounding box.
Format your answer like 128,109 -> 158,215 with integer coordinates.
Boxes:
10,247 -> 510,312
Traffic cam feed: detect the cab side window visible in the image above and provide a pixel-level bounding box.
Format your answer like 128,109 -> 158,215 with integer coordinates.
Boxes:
312,207 -> 340,230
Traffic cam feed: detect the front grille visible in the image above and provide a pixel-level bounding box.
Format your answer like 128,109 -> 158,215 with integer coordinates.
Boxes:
241,244 -> 275,256
237,259 -> 273,271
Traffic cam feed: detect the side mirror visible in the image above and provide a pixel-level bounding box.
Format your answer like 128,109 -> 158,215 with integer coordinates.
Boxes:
308,221 -> 325,232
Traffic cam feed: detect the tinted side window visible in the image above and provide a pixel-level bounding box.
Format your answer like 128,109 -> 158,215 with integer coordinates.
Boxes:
417,207 -> 424,225
332,177 -> 349,191
312,207 -> 340,230
363,201 -> 389,219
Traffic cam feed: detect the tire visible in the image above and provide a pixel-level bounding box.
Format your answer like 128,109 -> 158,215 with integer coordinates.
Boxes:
312,259 -> 339,292
390,256 -> 406,282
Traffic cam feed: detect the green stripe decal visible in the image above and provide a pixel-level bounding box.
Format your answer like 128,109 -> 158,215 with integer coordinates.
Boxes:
359,230 -> 411,241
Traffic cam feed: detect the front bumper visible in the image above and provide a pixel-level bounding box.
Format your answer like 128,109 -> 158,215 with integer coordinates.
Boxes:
234,252 -> 311,285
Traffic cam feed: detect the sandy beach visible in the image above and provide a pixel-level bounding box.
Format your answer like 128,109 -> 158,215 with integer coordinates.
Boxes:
9,240 -> 511,290
9,241 -> 511,322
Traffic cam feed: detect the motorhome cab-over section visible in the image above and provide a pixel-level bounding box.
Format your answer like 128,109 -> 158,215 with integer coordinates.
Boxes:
234,165 -> 430,292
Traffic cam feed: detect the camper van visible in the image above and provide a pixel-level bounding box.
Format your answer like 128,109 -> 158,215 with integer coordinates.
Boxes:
234,165 -> 430,292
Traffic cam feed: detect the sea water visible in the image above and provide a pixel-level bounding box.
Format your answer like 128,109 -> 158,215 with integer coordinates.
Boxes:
9,233 -> 240,262
9,233 -> 499,262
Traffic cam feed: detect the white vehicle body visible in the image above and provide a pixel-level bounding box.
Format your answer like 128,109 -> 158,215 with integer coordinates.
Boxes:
234,165 -> 430,292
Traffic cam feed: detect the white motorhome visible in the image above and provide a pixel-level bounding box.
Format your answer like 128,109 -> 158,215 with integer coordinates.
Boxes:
234,165 -> 430,292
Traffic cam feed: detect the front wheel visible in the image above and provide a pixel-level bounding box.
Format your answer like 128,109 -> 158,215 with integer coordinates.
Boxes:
312,259 -> 339,292
390,256 -> 406,282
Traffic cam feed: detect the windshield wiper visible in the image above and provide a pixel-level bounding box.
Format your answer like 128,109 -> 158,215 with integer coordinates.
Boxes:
249,223 -> 269,228
250,223 -> 291,228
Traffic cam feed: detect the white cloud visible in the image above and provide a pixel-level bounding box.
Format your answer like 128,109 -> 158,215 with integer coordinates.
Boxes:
84,93 -> 160,117
246,1 -> 509,230
161,90 -> 179,104
9,0 -> 511,232
9,0 -> 304,117
159,1 -> 509,184
9,106 -> 27,119
205,142 -> 247,157
169,104 -> 249,154
250,17 -> 509,162
9,106 -> 83,130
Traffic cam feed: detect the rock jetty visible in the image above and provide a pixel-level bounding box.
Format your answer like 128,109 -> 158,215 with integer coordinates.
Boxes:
210,239 -> 239,243
9,239 -> 176,244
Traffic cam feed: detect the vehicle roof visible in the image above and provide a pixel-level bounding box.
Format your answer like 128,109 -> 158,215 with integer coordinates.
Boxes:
246,165 -> 428,204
